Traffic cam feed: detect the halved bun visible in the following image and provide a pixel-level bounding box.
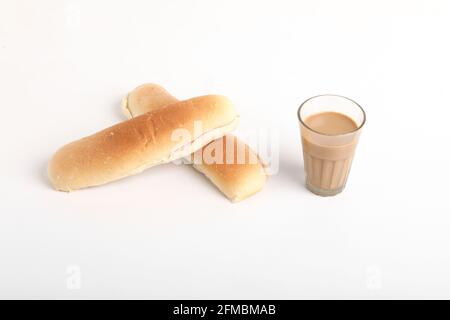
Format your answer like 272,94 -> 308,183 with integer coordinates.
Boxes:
191,135 -> 267,202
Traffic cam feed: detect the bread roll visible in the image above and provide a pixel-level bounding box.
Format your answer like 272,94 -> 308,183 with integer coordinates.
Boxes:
122,84 -> 266,202
49,95 -> 239,191
191,135 -> 267,202
122,83 -> 178,118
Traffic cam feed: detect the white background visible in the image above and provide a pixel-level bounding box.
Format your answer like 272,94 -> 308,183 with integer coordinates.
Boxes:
1,0 -> 450,299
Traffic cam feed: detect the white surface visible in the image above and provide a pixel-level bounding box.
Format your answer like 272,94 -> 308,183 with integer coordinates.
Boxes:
1,0 -> 450,299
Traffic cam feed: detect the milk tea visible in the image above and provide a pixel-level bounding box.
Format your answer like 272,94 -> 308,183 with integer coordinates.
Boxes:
302,112 -> 359,196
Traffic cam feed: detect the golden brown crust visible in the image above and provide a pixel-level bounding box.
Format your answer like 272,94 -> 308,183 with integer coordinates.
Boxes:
122,83 -> 266,202
48,95 -> 239,191
192,135 -> 267,202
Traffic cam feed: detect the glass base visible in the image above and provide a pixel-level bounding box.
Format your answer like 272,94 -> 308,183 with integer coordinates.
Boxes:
306,181 -> 344,197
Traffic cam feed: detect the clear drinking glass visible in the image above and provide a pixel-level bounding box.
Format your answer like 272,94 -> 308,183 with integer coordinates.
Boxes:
297,95 -> 366,196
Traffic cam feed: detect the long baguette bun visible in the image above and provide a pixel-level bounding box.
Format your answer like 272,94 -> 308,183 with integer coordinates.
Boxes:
49,95 -> 239,191
122,83 -> 266,202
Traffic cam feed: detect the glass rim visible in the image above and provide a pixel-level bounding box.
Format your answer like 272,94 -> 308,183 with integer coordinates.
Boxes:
297,94 -> 366,136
